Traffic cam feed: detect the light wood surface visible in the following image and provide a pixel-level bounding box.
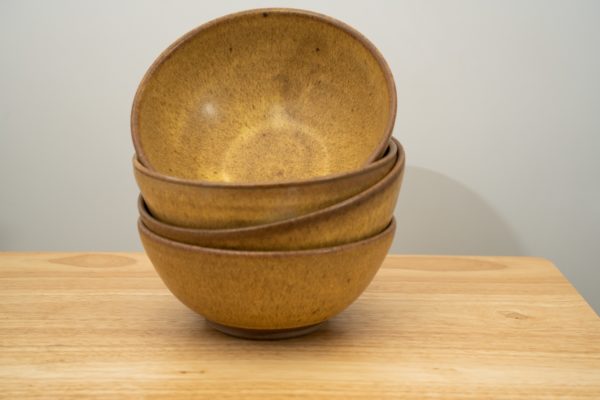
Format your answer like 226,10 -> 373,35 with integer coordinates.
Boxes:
1,253 -> 598,399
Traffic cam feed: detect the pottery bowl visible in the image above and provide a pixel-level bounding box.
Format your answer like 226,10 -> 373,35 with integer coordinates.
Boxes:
138,217 -> 395,337
134,139 -> 398,230
131,8 -> 396,183
139,140 -> 404,249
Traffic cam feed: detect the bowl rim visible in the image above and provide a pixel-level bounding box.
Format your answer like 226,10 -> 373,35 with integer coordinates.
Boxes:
131,7 -> 397,176
133,138 -> 398,189
139,216 -> 396,257
138,140 -> 404,235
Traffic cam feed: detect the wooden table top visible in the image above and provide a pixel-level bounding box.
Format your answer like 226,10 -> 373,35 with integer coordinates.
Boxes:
1,253 -> 598,399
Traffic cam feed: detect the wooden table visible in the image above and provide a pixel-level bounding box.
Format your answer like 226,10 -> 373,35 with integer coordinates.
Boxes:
1,253 -> 599,399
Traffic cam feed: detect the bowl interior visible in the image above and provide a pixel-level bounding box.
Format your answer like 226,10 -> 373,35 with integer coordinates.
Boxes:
133,9 -> 395,183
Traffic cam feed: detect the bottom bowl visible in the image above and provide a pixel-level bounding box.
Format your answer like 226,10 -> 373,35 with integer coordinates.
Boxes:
139,218 -> 395,339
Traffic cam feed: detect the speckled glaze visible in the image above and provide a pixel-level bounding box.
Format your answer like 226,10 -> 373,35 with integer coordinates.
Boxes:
134,140 -> 397,230
131,8 -> 396,183
139,140 -> 404,250
138,218 -> 395,331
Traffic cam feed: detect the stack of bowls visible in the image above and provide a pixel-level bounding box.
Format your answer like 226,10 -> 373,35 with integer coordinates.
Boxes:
132,9 -> 405,339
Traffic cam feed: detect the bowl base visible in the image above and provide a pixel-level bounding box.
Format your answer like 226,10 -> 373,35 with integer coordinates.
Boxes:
206,320 -> 325,340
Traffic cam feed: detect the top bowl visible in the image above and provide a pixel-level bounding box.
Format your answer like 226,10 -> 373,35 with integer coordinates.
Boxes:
131,8 -> 396,183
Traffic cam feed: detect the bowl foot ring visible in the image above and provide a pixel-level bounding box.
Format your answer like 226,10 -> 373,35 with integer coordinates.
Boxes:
206,320 -> 325,340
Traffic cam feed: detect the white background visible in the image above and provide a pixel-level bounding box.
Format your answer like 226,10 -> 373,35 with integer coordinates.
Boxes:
1,0 -> 599,311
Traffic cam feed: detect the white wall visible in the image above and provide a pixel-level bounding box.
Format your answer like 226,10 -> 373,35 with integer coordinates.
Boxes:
1,0 -> 599,311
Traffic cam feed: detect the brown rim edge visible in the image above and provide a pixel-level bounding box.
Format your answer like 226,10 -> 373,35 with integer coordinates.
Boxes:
138,216 -> 396,257
133,138 -> 398,189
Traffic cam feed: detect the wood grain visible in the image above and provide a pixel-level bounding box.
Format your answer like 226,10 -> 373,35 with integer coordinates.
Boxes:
1,253 -> 598,399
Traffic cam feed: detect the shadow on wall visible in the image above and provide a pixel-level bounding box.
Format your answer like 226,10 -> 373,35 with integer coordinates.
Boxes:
392,166 -> 524,255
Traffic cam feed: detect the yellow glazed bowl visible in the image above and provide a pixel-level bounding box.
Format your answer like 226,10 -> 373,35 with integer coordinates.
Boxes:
138,218 -> 395,339
134,140 -> 398,230
139,140 -> 404,250
131,8 -> 396,183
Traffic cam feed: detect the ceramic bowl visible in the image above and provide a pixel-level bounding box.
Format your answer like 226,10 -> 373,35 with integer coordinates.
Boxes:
131,8 -> 396,183
139,140 -> 404,250
138,217 -> 395,339
134,140 -> 398,229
